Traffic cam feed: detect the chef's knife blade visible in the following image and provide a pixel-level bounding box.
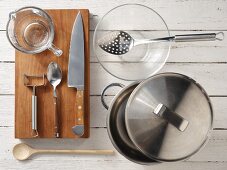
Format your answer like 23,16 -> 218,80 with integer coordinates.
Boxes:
68,11 -> 84,90
68,11 -> 85,136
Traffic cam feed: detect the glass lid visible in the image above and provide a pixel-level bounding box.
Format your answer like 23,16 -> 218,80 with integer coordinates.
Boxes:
93,4 -> 171,81
125,73 -> 213,161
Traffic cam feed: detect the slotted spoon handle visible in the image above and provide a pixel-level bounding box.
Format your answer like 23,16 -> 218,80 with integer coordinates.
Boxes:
134,32 -> 224,46
174,32 -> 224,42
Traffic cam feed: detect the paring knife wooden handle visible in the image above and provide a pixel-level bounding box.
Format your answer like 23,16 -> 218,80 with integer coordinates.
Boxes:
73,90 -> 84,136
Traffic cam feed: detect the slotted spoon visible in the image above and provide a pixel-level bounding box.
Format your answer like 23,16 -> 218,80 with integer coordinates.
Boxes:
98,31 -> 224,55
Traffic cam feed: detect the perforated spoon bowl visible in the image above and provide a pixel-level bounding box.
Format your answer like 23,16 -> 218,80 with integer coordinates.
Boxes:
98,31 -> 224,55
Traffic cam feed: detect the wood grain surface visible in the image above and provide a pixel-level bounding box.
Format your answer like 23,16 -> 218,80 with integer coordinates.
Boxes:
15,9 -> 90,138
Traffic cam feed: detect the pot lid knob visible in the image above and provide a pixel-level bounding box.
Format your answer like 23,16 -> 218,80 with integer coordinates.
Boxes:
153,103 -> 189,132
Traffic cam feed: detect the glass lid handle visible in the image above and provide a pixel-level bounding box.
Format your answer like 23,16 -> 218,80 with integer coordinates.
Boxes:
153,103 -> 189,132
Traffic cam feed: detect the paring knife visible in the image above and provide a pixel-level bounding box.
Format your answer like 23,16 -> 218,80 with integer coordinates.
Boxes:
68,11 -> 85,136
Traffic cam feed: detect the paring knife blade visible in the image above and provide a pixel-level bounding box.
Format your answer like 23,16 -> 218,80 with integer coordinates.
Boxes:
68,11 -> 85,136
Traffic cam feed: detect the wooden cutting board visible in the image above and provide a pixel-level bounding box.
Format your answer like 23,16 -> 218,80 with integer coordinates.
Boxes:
15,9 -> 90,138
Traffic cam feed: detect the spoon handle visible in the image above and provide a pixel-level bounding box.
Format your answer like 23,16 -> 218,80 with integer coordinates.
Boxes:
54,96 -> 59,138
36,149 -> 114,155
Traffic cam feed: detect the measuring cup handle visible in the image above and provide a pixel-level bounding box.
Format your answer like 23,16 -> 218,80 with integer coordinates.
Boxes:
154,103 -> 189,132
48,43 -> 63,57
101,83 -> 125,110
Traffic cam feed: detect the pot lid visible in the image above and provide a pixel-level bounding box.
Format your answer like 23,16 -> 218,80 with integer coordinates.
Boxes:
125,73 -> 213,162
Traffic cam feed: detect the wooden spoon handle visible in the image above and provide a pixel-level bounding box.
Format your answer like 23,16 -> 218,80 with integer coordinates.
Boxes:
36,149 -> 114,155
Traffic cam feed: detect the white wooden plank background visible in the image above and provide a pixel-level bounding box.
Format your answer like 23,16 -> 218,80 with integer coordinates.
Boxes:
0,0 -> 227,170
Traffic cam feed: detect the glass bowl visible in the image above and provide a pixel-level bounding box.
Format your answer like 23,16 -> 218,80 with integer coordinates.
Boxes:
93,4 -> 171,81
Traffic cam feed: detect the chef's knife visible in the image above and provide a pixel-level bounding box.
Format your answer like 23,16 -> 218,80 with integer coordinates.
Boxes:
68,11 -> 85,136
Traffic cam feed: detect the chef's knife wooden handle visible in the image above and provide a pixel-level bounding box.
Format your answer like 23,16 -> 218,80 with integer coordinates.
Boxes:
76,90 -> 84,125
54,97 -> 59,138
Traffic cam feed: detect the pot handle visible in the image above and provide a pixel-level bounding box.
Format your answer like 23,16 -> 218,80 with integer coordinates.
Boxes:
101,83 -> 125,110
153,103 -> 189,132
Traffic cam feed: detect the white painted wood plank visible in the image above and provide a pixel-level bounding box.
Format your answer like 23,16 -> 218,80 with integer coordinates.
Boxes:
211,97 -> 227,129
0,0 -> 227,30
2,30 -> 227,62
0,63 -> 15,94
1,96 -> 227,129
0,31 -> 14,61
84,63 -> 227,96
0,127 -> 227,162
0,95 -> 14,127
1,63 -> 227,95
0,160 -> 227,170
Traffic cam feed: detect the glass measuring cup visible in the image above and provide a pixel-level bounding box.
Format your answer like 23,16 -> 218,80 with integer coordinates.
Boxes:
6,6 -> 62,56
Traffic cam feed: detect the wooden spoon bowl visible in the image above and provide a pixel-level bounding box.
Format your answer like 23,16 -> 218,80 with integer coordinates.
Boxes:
13,143 -> 34,161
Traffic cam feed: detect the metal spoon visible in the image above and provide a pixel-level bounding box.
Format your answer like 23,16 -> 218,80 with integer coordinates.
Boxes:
47,62 -> 62,138
98,31 -> 224,55
13,143 -> 114,161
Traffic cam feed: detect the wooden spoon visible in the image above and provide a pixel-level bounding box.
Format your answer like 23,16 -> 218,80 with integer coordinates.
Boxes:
13,143 -> 114,161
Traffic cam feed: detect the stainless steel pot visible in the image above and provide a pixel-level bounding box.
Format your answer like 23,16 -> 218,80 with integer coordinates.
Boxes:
102,73 -> 213,164
102,83 -> 157,165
